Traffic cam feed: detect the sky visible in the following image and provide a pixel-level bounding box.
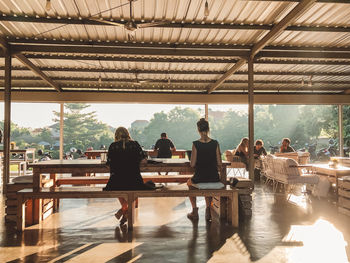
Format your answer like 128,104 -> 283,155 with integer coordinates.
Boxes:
0,103 -> 247,129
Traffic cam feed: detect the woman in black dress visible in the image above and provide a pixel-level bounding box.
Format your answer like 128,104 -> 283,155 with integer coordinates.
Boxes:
187,118 -> 222,221
104,127 -> 149,225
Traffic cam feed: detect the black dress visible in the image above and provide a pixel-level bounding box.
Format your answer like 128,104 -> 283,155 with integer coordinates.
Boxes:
191,140 -> 220,184
103,140 -> 149,191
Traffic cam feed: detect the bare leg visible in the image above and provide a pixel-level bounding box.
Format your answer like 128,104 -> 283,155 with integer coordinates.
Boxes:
187,179 -> 199,220
117,198 -> 128,225
189,197 -> 197,209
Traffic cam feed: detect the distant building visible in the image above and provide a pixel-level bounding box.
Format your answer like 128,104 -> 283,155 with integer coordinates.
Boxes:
131,120 -> 149,130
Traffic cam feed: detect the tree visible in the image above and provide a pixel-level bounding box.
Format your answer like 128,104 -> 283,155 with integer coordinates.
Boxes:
52,103 -> 113,152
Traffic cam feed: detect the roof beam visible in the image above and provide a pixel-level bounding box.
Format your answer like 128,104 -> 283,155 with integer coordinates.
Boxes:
1,91 -> 350,104
7,38 -> 350,53
259,51 -> 350,59
5,76 -> 350,85
11,45 -> 249,58
4,66 -> 350,76
14,53 -> 62,92
208,0 -> 317,93
0,35 -> 9,53
14,54 -> 350,65
2,14 -> 350,33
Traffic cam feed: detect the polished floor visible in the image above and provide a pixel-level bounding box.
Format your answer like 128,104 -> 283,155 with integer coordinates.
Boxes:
0,182 -> 349,263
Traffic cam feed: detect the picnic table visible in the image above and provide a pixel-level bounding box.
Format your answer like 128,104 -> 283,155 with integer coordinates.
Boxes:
27,159 -> 229,223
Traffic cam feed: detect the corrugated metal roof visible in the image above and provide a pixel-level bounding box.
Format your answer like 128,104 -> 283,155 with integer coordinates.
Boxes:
0,0 -> 350,94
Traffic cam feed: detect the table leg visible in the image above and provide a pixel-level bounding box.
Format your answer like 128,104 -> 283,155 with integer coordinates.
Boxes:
228,191 -> 239,227
32,170 -> 42,223
127,194 -> 135,230
16,195 -> 26,232
50,173 -> 59,211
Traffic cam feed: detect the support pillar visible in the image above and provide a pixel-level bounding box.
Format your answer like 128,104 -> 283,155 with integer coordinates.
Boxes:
248,57 -> 255,183
59,103 -> 64,160
338,105 -> 344,157
205,104 -> 209,121
3,49 -> 11,194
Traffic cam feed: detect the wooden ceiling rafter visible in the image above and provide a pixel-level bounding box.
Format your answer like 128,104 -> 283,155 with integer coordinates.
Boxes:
13,53 -> 62,92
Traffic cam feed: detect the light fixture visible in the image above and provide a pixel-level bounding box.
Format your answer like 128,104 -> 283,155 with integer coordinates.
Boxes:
45,0 -> 52,11
98,74 -> 102,84
204,0 -> 209,17
301,78 -> 304,86
308,75 -> 313,87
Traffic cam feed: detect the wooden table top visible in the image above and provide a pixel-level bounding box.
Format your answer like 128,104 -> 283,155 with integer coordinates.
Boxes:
28,159 -> 229,169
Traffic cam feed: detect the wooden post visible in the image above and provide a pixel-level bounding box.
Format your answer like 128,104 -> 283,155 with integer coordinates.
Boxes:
59,103 -> 64,160
205,104 -> 209,120
3,49 -> 11,194
339,104 -> 344,157
248,57 -> 255,183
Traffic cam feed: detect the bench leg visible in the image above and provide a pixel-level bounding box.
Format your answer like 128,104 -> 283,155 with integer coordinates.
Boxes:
127,194 -> 135,231
228,192 -> 239,228
17,195 -> 26,231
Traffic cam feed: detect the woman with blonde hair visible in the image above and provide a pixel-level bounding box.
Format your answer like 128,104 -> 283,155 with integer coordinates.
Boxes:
235,137 -> 249,170
103,127 -> 149,225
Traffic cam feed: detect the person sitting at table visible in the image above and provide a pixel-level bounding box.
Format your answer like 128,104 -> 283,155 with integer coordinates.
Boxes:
235,137 -> 249,170
154,132 -> 176,158
280,138 -> 295,153
103,127 -> 152,225
254,139 -> 267,159
187,118 -> 222,222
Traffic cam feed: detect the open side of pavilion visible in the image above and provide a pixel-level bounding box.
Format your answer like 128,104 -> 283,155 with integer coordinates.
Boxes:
1,0 -> 350,186
1,1 -> 350,262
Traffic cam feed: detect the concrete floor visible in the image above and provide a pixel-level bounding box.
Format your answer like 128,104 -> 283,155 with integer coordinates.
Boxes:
0,183 -> 349,263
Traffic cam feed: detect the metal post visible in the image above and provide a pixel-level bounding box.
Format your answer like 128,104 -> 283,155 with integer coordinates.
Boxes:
338,104 -> 344,157
3,49 -> 11,194
248,57 -> 255,183
205,104 -> 209,121
59,103 -> 64,160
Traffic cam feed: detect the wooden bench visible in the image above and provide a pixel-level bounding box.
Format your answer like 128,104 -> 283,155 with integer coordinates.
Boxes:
16,185 -> 239,232
55,175 -> 192,186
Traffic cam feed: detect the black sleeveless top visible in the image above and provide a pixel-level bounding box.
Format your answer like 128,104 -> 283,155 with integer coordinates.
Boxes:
191,139 -> 220,184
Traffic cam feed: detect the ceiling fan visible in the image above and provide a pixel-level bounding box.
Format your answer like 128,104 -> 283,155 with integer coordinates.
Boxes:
132,73 -> 151,86
90,0 -> 169,40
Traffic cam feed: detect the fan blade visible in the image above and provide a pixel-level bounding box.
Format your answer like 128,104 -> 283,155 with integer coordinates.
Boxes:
89,18 -> 125,28
137,21 -> 171,28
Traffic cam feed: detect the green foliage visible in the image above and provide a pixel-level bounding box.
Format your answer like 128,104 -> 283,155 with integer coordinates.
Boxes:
131,107 -> 200,149
52,103 -> 114,152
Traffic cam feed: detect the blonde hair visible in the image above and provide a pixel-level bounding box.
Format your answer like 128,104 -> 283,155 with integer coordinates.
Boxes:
236,137 -> 249,151
114,127 -> 132,149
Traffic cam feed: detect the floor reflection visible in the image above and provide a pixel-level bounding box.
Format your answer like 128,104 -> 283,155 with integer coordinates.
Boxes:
0,183 -> 349,262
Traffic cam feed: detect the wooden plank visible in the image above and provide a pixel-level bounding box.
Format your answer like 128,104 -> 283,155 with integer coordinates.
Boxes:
5,215 -> 17,222
338,180 -> 350,190
5,199 -> 18,206
5,206 -> 17,214
339,197 -> 350,210
339,189 -> 350,199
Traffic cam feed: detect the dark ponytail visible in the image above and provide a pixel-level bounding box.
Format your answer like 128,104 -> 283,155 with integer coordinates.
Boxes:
197,118 -> 209,132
